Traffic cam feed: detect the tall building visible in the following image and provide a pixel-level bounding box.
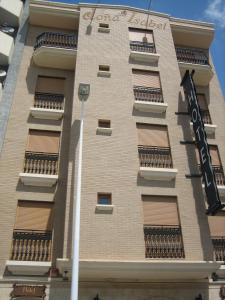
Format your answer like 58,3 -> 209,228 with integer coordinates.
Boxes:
0,1 -> 225,299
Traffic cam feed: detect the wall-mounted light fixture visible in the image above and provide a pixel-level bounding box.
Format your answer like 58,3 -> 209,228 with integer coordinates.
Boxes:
195,294 -> 203,300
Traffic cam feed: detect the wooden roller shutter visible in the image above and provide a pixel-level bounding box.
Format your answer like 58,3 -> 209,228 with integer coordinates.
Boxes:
208,214 -> 225,237
195,145 -> 220,166
132,69 -> 160,88
142,195 -> 179,226
15,201 -> 54,231
209,145 -> 221,166
26,130 -> 60,154
129,28 -> 154,43
137,123 -> 169,147
197,94 -> 208,110
36,76 -> 65,94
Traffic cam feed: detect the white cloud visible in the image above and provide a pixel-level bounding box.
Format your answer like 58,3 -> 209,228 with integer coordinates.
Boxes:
204,0 -> 225,28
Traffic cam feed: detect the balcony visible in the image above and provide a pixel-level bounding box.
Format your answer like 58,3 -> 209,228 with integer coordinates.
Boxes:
212,237 -> 225,262
176,46 -> 213,86
133,86 -> 168,113
139,145 -> 178,181
19,152 -> 58,187
6,230 -> 52,275
190,109 -> 217,135
33,32 -> 77,70
130,41 -> 160,63
30,92 -> 64,120
144,225 -> 185,259
201,165 -> 225,196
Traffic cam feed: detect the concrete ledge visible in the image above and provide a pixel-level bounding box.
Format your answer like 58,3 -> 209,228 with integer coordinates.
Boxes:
57,259 -> 220,281
139,167 -> 178,181
202,184 -> 225,197
134,100 -> 168,113
30,107 -> 64,120
97,71 -> 111,78
130,51 -> 160,63
98,27 -> 110,33
96,127 -> 112,135
95,204 -> 114,213
19,173 -> 58,187
178,62 -> 213,86
6,260 -> 51,276
190,122 -> 217,135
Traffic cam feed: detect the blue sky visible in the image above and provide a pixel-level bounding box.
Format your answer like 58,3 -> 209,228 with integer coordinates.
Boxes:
48,0 -> 225,98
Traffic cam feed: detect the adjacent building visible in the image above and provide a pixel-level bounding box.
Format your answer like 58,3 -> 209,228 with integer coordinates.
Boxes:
0,1 -> 225,299
0,0 -> 24,100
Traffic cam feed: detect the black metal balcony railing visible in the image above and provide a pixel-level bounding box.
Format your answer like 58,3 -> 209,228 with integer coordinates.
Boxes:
133,86 -> 163,103
144,225 -> 185,259
24,152 -> 58,175
175,47 -> 209,65
10,230 -> 52,261
200,109 -> 212,124
138,145 -> 173,168
34,92 -> 64,110
130,41 -> 156,53
34,32 -> 77,51
198,165 -> 225,186
212,237 -> 225,261
213,165 -> 225,186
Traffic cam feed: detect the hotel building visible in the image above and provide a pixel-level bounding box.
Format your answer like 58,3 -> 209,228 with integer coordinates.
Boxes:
0,1 -> 225,299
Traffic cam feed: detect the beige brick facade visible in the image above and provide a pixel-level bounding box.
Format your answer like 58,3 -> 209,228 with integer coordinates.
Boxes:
0,1 -> 224,299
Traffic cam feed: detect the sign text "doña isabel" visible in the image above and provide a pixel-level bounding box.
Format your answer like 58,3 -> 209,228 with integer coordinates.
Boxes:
83,10 -> 167,30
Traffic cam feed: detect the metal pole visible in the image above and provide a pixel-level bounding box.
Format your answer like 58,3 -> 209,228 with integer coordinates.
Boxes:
71,98 -> 85,300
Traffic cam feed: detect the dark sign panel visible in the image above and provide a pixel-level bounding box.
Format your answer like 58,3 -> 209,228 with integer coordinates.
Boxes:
11,284 -> 46,299
181,70 -> 223,215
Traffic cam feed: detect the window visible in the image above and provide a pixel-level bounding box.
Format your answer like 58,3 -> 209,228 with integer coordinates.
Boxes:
129,28 -> 154,43
132,69 -> 161,89
11,201 -> 54,261
35,76 -> 65,110
99,23 -> 109,29
99,65 -> 110,72
137,124 -> 172,168
24,130 -> 60,175
195,145 -> 225,184
98,193 -> 112,205
27,130 -> 60,154
98,119 -> 111,128
208,212 -> 225,261
142,195 -> 184,259
129,28 -> 155,53
35,76 -> 65,94
196,94 -> 211,124
98,23 -> 110,33
132,70 -> 163,103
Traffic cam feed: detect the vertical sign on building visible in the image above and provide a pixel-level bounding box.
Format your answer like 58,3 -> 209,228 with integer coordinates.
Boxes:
181,70 -> 224,215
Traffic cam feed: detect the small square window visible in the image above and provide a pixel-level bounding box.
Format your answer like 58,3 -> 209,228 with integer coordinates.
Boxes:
99,23 -> 109,29
98,193 -> 112,205
98,119 -> 111,128
99,65 -> 110,72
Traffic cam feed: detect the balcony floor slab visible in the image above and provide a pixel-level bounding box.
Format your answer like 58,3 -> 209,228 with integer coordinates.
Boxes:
19,173 -> 58,187
139,167 -> 178,181
134,100 -> 168,113
6,260 -> 51,276
30,107 -> 64,120
33,46 -> 77,70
